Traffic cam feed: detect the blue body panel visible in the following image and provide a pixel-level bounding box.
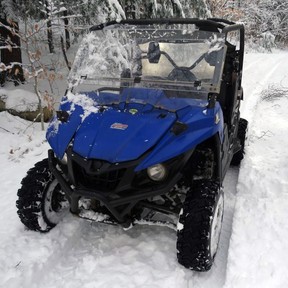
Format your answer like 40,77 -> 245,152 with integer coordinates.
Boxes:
72,107 -> 176,162
135,103 -> 223,171
46,101 -> 84,159
46,88 -> 224,169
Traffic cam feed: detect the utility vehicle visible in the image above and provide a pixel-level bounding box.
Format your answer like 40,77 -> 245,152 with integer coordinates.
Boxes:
17,18 -> 247,271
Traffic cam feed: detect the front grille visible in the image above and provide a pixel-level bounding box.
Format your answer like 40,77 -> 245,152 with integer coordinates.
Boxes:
76,164 -> 126,191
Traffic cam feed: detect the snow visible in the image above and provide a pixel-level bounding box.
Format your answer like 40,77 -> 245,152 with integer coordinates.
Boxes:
65,91 -> 99,121
68,30 -> 133,83
0,51 -> 288,287
224,52 -> 288,288
1,88 -> 40,112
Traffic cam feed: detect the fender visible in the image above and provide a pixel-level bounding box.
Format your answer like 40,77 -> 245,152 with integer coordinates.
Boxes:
136,103 -> 224,171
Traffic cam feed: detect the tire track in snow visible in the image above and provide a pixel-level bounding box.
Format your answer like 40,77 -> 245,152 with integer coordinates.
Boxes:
242,56 -> 262,72
241,53 -> 285,123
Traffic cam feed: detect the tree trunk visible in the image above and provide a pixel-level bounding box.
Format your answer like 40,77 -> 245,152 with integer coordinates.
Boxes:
63,10 -> 70,50
45,1 -> 54,53
47,19 -> 54,53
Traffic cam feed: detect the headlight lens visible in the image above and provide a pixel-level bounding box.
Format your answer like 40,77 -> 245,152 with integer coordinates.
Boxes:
147,164 -> 167,181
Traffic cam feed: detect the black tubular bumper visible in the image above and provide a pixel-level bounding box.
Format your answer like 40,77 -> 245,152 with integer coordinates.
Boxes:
48,149 -> 185,226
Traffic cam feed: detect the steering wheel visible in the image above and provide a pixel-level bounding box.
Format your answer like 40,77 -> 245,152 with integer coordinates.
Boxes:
151,48 -> 207,82
142,42 -> 211,82
167,67 -> 196,82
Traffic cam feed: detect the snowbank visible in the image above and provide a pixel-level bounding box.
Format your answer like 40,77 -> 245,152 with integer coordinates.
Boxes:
1,88 -> 39,112
0,87 -> 53,121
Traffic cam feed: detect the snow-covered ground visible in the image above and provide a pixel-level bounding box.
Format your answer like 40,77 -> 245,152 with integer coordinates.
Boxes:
224,53 -> 288,288
0,52 -> 288,287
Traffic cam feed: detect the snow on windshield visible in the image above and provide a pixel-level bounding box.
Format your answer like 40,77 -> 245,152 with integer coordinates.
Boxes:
69,30 -> 136,82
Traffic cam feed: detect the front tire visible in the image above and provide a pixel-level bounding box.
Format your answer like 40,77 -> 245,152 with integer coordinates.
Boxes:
176,180 -> 224,271
16,159 -> 68,232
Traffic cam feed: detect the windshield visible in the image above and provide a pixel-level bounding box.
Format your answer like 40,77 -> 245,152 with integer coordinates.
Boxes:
68,23 -> 226,108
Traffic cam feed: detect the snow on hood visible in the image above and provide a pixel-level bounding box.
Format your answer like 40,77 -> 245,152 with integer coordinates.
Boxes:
65,91 -> 100,121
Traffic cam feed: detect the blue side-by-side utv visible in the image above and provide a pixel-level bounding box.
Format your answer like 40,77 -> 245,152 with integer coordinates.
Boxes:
17,18 -> 247,271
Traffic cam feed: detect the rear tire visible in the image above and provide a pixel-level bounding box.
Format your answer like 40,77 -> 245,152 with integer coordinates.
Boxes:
16,159 -> 68,232
231,118 -> 248,166
177,180 -> 224,271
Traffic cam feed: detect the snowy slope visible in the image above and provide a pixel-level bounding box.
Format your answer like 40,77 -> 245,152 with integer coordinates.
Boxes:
0,52 -> 288,288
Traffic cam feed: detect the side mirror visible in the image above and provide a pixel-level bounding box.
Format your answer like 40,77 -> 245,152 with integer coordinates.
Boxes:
147,42 -> 161,63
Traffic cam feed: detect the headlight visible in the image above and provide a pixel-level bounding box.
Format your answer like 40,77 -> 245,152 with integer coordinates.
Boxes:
147,164 -> 167,181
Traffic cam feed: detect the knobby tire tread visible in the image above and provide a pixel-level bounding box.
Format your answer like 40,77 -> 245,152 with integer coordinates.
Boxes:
231,118 -> 248,166
177,180 -> 222,272
16,158 -> 55,232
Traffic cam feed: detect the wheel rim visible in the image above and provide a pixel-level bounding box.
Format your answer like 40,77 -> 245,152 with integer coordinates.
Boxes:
44,179 -> 68,225
210,192 -> 224,258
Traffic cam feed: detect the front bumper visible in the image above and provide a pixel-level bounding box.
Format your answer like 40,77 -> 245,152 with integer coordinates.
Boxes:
48,148 -> 187,226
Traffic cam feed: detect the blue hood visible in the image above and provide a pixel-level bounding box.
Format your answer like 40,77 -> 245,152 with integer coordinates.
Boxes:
46,88 -> 189,161
46,88 -> 222,166
72,107 -> 177,162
